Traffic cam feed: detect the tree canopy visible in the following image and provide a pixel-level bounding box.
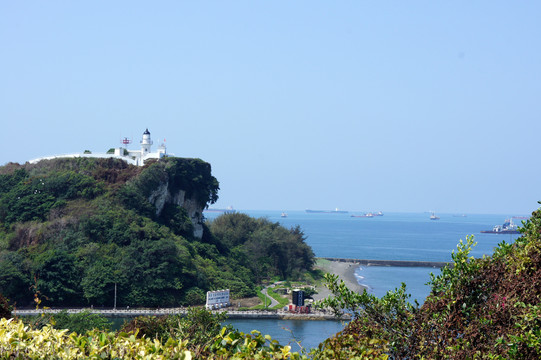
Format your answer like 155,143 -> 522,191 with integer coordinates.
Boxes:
0,158 -> 314,308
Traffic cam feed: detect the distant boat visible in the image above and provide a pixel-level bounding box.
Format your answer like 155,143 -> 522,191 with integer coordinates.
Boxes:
430,212 -> 440,220
281,212 -> 288,218
205,206 -> 235,214
481,218 -> 519,234
351,212 -> 374,218
306,208 -> 349,214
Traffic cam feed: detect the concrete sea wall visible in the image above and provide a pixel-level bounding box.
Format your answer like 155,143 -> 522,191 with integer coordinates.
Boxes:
321,257 -> 449,268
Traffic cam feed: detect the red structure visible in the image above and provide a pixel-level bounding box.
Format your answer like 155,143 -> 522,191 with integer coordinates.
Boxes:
288,304 -> 311,313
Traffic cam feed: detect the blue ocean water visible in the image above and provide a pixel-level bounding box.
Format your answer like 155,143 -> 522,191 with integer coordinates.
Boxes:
205,210 -> 525,349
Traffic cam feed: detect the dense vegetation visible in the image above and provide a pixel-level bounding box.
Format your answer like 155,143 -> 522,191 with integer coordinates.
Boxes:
0,294 -> 10,320
0,157 -> 314,308
1,206 -> 540,358
208,213 -> 315,283
0,316 -> 306,359
316,205 -> 541,359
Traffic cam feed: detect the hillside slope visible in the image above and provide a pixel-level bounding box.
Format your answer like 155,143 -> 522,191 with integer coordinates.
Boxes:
0,157 -> 314,308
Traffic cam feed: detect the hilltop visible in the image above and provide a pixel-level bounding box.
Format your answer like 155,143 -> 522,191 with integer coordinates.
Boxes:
0,157 -> 314,308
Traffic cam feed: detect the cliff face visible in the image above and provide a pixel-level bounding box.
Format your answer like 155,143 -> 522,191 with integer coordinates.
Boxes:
148,184 -> 204,238
135,157 -> 219,239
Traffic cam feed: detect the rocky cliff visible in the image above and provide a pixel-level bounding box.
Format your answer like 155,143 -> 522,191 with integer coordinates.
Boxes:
0,156 -> 224,307
148,184 -> 205,238
147,158 -> 218,239
120,157 -> 219,239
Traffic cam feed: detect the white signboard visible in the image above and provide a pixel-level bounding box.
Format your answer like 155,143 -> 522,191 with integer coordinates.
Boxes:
206,289 -> 230,309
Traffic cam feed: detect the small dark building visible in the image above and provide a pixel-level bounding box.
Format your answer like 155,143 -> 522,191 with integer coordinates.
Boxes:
292,289 -> 304,307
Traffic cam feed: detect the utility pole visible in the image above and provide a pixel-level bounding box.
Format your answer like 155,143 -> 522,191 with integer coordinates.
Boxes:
114,283 -> 117,310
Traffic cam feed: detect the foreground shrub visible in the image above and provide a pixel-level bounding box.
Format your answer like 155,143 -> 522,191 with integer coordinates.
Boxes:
51,310 -> 112,333
0,294 -> 10,319
0,318 -> 192,359
121,308 -> 229,355
316,207 -> 541,359
22,310 -> 112,336
0,317 -> 312,359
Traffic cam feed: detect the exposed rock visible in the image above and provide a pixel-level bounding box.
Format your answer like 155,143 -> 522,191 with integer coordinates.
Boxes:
148,180 -> 169,216
148,181 -> 205,239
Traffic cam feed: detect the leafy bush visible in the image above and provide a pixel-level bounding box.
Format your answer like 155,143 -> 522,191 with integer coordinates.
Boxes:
0,310 -> 311,359
315,208 -> 541,359
0,318 -> 194,359
122,308 -> 229,357
0,294 -> 10,319
23,310 -> 112,333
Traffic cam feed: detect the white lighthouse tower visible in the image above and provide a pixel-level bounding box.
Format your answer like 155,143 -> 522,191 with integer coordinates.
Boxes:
140,128 -> 153,155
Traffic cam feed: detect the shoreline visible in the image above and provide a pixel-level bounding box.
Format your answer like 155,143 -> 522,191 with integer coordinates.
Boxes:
312,259 -> 366,301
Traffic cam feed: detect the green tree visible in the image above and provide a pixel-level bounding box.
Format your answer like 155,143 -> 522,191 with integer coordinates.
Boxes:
80,260 -> 116,305
209,213 -> 315,282
0,252 -> 31,305
34,249 -> 82,305
0,294 -> 11,319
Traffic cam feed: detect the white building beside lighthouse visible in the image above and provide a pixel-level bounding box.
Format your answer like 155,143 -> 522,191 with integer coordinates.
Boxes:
115,128 -> 167,166
29,129 -> 167,166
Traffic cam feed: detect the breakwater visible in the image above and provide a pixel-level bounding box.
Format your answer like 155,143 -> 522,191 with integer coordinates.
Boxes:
321,257 -> 449,268
13,308 -> 348,321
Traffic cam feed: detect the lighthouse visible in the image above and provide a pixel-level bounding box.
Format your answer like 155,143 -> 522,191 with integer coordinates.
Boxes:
28,128 -> 168,166
141,128 -> 153,155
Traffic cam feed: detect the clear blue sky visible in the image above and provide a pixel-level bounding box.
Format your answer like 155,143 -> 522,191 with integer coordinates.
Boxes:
1,1 -> 540,215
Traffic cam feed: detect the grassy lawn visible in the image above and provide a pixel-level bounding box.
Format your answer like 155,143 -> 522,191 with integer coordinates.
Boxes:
247,286 -> 290,310
246,269 -> 325,310
249,288 -> 272,310
267,287 -> 289,309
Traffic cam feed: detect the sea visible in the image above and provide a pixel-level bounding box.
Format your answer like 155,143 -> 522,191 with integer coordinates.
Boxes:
203,210 -> 525,352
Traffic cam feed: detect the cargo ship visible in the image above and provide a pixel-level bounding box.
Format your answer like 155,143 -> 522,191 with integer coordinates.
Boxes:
481,218 -> 519,234
351,211 -> 383,218
306,208 -> 349,214
204,206 -> 235,214
351,213 -> 374,218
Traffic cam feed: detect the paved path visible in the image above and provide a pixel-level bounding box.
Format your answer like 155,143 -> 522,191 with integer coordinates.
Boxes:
13,308 -> 346,320
261,285 -> 279,308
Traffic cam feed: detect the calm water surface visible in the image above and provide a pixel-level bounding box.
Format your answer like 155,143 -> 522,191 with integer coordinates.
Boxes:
225,318 -> 346,353
109,317 -> 346,352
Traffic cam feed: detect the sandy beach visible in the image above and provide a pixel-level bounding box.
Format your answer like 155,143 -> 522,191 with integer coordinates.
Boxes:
312,259 -> 367,301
